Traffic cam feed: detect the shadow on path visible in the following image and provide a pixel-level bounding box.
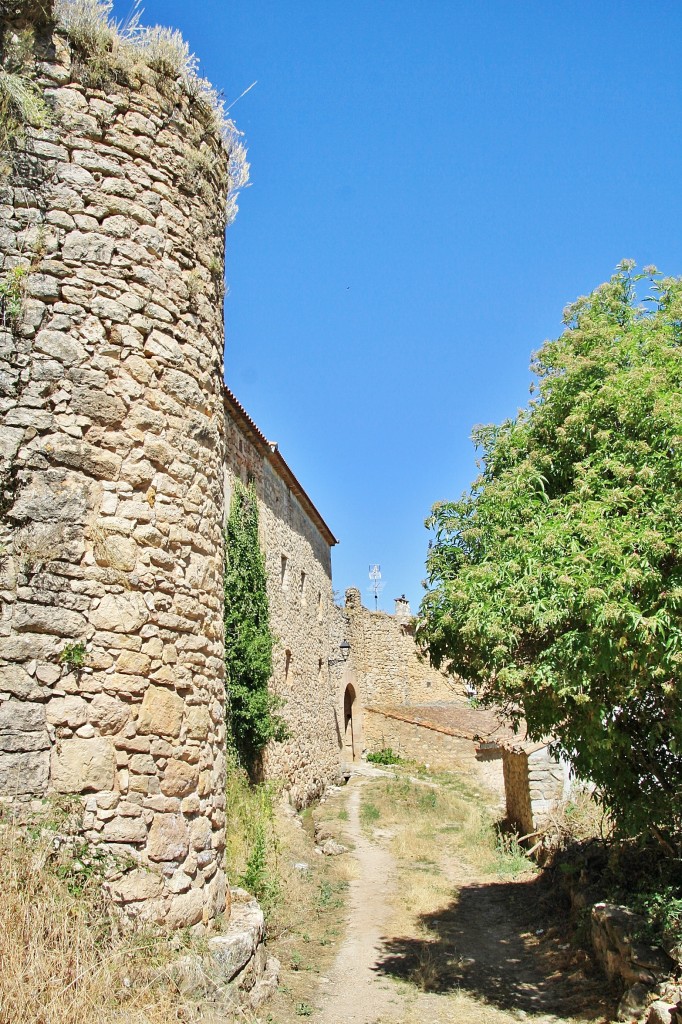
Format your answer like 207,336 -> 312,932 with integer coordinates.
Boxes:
374,873 -> 615,1021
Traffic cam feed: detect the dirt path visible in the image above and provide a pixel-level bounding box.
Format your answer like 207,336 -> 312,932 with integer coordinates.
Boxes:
310,771 -> 614,1024
316,784 -> 401,1024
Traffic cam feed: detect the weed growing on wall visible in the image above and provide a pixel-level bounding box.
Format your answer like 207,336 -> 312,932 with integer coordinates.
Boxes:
224,479 -> 287,768
0,24 -> 50,161
0,265 -> 27,328
58,641 -> 86,670
52,0 -> 249,220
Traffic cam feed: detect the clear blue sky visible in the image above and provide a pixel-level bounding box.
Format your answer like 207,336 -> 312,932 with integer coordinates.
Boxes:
117,1 -> 682,612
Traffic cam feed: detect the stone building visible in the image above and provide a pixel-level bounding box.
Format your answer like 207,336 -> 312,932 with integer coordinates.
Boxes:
502,741 -> 573,835
0,1 -> 572,942
223,388 -> 342,808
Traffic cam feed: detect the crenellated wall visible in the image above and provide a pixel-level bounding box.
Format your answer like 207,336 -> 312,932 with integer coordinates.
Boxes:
0,7 -> 230,927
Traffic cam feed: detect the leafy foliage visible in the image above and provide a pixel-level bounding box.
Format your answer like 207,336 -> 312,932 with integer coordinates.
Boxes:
367,747 -> 403,765
0,265 -> 28,328
59,641 -> 86,670
419,261 -> 682,850
224,480 -> 286,766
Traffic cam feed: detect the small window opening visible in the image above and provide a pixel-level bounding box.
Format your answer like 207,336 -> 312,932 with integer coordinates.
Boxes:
300,570 -> 307,605
281,554 -> 288,590
284,649 -> 292,682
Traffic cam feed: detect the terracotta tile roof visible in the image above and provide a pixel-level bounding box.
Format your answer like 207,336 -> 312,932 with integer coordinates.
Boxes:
365,701 -> 547,753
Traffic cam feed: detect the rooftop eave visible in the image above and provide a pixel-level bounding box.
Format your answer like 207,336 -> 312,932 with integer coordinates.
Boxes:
223,385 -> 338,548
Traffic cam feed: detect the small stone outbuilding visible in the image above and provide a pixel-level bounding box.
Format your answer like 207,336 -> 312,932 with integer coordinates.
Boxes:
502,740 -> 573,835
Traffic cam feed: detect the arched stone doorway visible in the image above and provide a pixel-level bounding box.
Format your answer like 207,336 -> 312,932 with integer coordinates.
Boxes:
343,683 -> 357,763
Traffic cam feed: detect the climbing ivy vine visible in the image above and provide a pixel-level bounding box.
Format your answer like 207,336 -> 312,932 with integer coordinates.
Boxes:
224,479 -> 286,767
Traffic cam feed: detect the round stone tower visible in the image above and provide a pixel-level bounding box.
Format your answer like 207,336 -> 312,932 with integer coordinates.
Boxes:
0,2 -> 237,927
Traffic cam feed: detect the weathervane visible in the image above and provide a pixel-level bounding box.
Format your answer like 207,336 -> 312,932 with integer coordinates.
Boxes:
368,564 -> 385,611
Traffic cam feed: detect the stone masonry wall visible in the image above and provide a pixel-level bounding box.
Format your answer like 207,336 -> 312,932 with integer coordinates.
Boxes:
342,588 -> 463,711
223,396 -> 342,808
503,746 -> 572,834
502,751 -> 533,835
365,706 -> 505,798
0,11 -> 230,927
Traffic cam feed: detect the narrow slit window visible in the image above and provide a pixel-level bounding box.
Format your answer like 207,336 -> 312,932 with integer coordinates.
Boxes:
281,554 -> 288,590
284,649 -> 292,682
300,570 -> 307,605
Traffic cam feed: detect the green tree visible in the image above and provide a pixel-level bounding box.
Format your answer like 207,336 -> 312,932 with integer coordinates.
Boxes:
418,262 -> 682,852
224,479 -> 285,767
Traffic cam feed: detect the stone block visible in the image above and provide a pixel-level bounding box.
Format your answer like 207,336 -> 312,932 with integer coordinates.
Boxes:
160,758 -> 198,797
13,602 -> 87,638
147,812 -> 189,862
190,815 -> 211,851
104,673 -> 147,696
0,700 -> 45,732
647,1000 -> 677,1024
0,425 -> 24,464
102,816 -> 147,843
89,692 -> 130,734
43,437 -> 122,480
90,592 -> 148,633
0,665 -> 42,700
0,731 -> 50,752
115,650 -> 150,675
34,329 -> 84,366
62,230 -> 114,264
109,868 -> 163,903
128,753 -> 155,774
36,663 -> 61,685
72,387 -> 127,424
618,982 -> 651,1021
209,889 -> 264,983
0,749 -> 49,795
46,695 -> 88,728
51,737 -> 115,792
138,685 -> 183,737
185,705 -> 210,741
164,888 -> 204,929
10,472 -> 88,525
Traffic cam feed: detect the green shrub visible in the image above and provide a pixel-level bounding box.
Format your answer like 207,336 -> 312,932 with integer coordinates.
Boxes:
367,747 -> 402,765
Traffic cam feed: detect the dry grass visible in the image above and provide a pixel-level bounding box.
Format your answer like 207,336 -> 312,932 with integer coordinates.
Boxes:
361,772 -> 535,879
0,809 -> 215,1024
543,787 -> 611,846
52,0 -> 248,220
354,771 -> 536,958
239,790 -> 354,1024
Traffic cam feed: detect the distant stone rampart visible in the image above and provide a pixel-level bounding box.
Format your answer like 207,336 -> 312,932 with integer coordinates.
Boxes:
342,587 -> 463,728
0,5 -> 231,927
